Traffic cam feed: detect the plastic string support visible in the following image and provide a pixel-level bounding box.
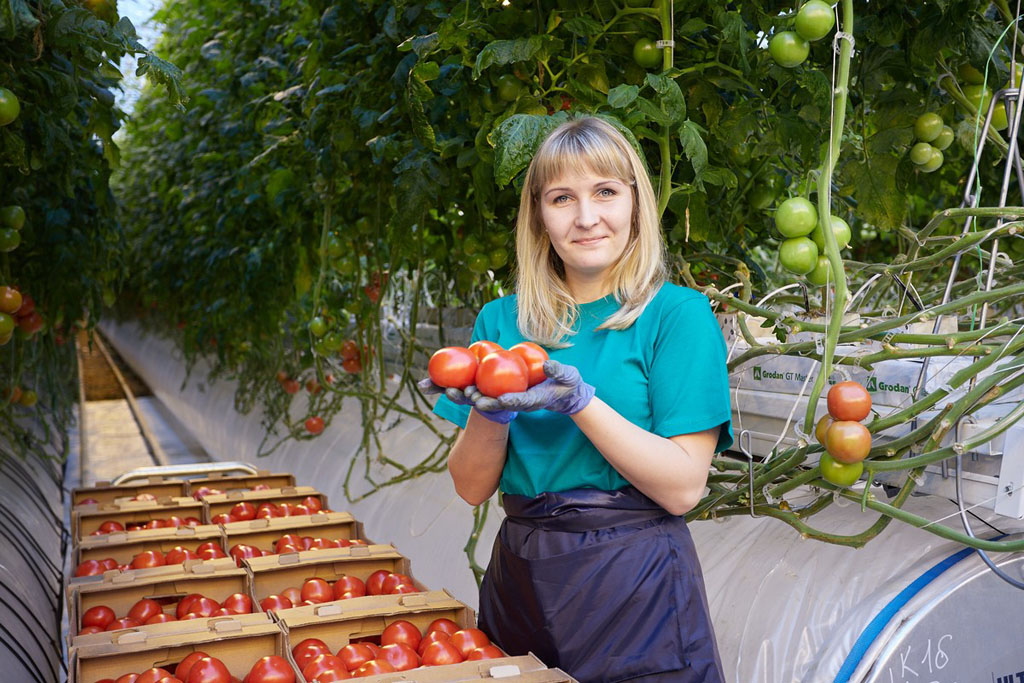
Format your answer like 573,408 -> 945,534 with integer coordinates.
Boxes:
737,429 -> 759,518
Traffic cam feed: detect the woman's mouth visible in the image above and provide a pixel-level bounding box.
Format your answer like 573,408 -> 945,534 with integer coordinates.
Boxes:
574,236 -> 606,245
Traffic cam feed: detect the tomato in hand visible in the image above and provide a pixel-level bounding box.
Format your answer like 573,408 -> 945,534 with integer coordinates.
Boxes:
475,350 -> 528,397
428,347 -> 478,389
509,342 -> 549,387
827,381 -> 872,421
467,340 -> 502,362
246,655 -> 295,683
825,420 -> 872,464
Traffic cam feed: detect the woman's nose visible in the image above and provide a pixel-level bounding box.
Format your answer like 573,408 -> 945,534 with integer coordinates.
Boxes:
574,199 -> 599,228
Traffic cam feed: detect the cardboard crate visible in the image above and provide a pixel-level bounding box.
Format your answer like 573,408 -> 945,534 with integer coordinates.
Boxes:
350,656 -> 577,682
72,477 -> 188,507
74,523 -> 225,569
69,612 -> 297,683
187,470 -> 296,495
73,497 -> 206,545
203,486 -> 329,521
69,557 -> 248,639
247,544 -> 423,609
222,511 -> 365,554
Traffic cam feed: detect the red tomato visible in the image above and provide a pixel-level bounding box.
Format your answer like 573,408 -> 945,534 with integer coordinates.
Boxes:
827,381 -> 872,422
392,583 -> 417,594
184,655 -> 230,683
301,578 -> 334,604
336,643 -> 375,672
259,594 -> 293,613
246,655 -> 295,683
133,493 -> 157,502
426,618 -> 460,636
98,520 -> 125,534
184,517 -> 201,527
211,513 -> 233,525
281,587 -> 302,606
381,573 -> 413,594
417,630 -> 450,656
145,613 -> 176,624
292,638 -> 332,670
131,550 -> 166,570
381,620 -> 421,650
340,340 -> 360,361
420,639 -> 464,666
74,559 -> 106,577
353,660 -> 396,676
365,569 -> 390,596
468,340 -> 503,362
221,593 -> 252,614
174,651 -> 210,680
475,350 -> 529,397
79,497 -> 99,505
306,379 -> 322,395
128,598 -> 163,623
176,594 -> 204,618
135,669 -> 174,683
252,483 -> 271,490
332,575 -> 366,600
826,420 -> 872,464
104,617 -> 141,631
100,557 -> 119,571
196,545 -> 228,561
428,347 -> 478,389
307,669 -> 350,681
466,645 -> 504,660
165,516 -> 186,528
302,496 -> 323,512
77,625 -> 104,635
145,519 -> 167,530
229,544 -> 261,565
450,628 -> 491,657
257,503 -> 280,518
165,546 -> 198,565
379,643 -> 420,671
275,534 -> 302,552
302,654 -> 346,681
282,379 -> 301,394
82,604 -> 116,629
184,597 -> 220,618
509,341 -> 549,387
305,416 -> 325,435
305,537 -> 330,550
341,357 -> 362,374
229,502 -> 256,521
115,674 -> 140,683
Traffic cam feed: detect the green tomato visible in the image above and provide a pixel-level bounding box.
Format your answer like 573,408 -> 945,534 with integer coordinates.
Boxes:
795,0 -> 835,42
909,141 -> 936,165
932,125 -> 954,151
0,312 -> 13,338
467,252 -> 491,274
776,197 -> 818,237
962,85 -> 1008,131
769,32 -> 810,69
488,247 -> 508,270
495,74 -> 524,102
913,113 -> 944,142
481,88 -> 502,113
633,38 -> 662,69
18,389 -> 37,407
860,227 -> 878,241
749,183 -> 777,211
313,339 -> 331,356
0,228 -> 20,252
779,237 -> 819,275
958,63 -> 985,85
308,316 -> 327,338
819,452 -> 863,487
0,88 -> 20,127
332,256 -> 355,276
728,143 -> 752,167
920,147 -> 944,173
463,234 -> 484,255
811,215 -> 851,251
323,331 -> 343,352
0,206 -> 25,230
805,255 -> 834,286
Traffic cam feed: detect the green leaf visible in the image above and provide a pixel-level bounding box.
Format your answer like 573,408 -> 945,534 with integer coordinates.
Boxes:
489,112 -> 568,186
645,73 -> 686,122
563,16 -> 603,37
608,84 -> 639,109
472,35 -> 560,80
840,152 -> 907,231
678,120 -> 709,179
635,96 -> 672,125
0,0 -> 39,38
412,60 -> 441,82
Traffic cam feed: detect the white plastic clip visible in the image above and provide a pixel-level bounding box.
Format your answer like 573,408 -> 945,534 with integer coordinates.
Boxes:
814,334 -> 825,355
833,31 -> 855,53
655,39 -> 675,49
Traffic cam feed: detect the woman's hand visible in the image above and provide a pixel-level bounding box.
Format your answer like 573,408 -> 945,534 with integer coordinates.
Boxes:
416,377 -> 518,424
473,360 -> 595,415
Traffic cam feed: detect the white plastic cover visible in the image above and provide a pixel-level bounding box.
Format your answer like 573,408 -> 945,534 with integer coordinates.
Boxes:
102,320 -> 1024,682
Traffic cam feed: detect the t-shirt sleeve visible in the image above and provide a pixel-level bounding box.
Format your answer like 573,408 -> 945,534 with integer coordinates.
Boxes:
648,295 -> 734,453
431,308 -> 490,429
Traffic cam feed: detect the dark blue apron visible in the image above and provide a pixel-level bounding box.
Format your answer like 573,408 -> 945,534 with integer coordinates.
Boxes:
478,487 -> 725,682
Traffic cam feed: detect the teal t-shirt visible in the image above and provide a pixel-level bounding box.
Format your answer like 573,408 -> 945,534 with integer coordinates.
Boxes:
433,282 -> 734,498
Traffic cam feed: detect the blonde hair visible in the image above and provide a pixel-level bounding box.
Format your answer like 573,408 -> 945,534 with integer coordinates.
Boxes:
514,117 -> 666,347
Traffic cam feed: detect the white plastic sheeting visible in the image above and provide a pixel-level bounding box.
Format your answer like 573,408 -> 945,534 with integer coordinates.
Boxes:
102,319 -> 1024,682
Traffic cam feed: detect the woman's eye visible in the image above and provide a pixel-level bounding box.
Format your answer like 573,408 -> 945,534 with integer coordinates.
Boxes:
598,188 -> 616,197
553,194 -> 571,204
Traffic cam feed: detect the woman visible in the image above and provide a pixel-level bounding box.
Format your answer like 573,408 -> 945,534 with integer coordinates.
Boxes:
428,117 -> 733,682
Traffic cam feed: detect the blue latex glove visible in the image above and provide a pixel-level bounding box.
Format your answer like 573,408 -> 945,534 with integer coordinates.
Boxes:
472,360 -> 595,415
417,377 -> 518,424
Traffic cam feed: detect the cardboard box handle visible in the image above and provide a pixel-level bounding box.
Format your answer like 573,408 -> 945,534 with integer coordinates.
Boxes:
315,603 -> 343,617
278,552 -> 301,565
111,571 -> 137,584
349,545 -> 370,557
213,618 -> 243,633
399,594 -> 428,607
190,561 -> 215,575
256,469 -> 271,476
175,527 -> 197,537
248,519 -> 270,529
114,630 -> 148,645
281,486 -> 297,494
106,532 -> 128,544
489,665 -> 524,678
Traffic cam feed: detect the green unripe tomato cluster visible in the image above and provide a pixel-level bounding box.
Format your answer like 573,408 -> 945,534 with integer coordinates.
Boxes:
0,88 -> 20,127
909,113 -> 949,173
769,1 -> 835,69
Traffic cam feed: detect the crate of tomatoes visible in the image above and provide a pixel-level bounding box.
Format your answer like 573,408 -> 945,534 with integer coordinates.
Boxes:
72,477 -> 188,508
72,497 -> 207,546
72,523 -> 227,579
200,486 -> 331,524
221,511 -> 365,566
69,612 -> 299,683
187,470 -> 296,498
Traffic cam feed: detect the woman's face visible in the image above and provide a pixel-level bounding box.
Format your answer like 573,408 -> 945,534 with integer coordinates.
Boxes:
538,171 -> 633,297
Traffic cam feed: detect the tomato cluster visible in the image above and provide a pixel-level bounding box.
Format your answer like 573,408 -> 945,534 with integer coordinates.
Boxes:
227,536 -> 366,565
0,284 -> 43,347
78,592 -> 254,636
775,197 -> 853,286
73,540 -> 235,576
815,381 -> 873,486
428,340 -> 548,398
293,619 -> 500,680
93,652 -> 295,683
192,483 -> 272,500
908,112 -> 952,173
769,0 -> 835,69
259,569 -> 417,614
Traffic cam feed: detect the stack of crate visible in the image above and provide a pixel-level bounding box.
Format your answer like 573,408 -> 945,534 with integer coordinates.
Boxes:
67,469 -> 577,682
